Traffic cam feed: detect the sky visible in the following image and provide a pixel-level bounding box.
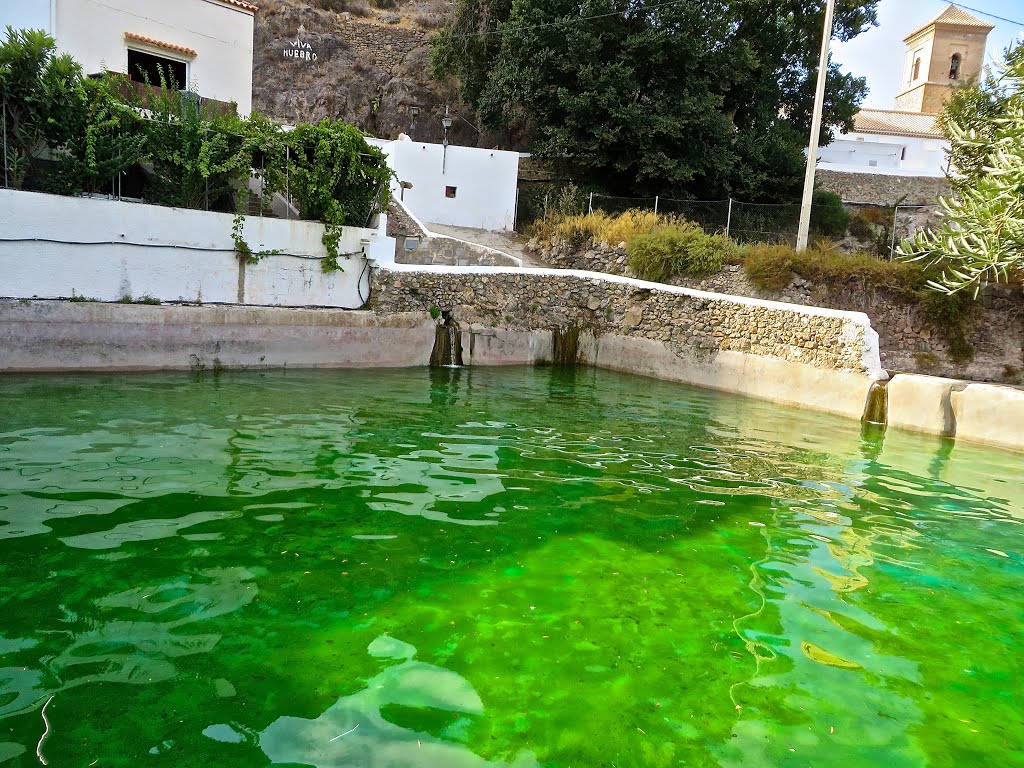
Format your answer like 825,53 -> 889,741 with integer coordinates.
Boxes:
832,0 -> 1024,110
0,0 -> 51,34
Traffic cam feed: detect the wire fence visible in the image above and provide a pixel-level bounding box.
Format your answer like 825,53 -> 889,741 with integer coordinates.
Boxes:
576,193 -> 937,255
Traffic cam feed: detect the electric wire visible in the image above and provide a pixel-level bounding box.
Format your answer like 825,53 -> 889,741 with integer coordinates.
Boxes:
0,237 -> 374,311
951,2 -> 1024,28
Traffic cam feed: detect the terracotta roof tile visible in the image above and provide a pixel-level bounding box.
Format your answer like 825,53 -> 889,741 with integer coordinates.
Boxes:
215,0 -> 259,12
853,109 -> 944,139
124,33 -> 198,57
905,4 -> 994,41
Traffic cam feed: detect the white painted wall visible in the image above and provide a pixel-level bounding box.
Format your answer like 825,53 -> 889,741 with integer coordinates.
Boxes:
1,0 -> 256,114
368,137 -> 522,231
818,132 -> 949,177
0,189 -> 395,308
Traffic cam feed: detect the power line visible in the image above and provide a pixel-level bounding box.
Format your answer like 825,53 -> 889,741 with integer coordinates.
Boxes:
445,0 -> 692,38
951,2 -> 1024,28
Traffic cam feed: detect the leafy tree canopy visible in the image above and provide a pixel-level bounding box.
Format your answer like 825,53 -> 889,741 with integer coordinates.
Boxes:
900,44 -> 1024,296
432,0 -> 877,200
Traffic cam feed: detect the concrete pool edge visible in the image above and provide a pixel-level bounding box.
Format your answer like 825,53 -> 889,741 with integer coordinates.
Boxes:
3,298 -> 1022,452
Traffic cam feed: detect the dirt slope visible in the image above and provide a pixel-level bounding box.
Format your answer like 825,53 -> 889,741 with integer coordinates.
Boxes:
252,0 -> 488,146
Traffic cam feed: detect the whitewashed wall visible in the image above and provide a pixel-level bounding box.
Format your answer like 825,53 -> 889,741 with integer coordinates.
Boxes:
818,132 -> 949,178
3,0 -> 257,115
0,189 -> 394,308
369,138 -> 522,231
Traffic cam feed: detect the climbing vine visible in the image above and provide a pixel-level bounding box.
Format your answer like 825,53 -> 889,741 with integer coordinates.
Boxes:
1,27 -> 393,268
286,120 -> 393,271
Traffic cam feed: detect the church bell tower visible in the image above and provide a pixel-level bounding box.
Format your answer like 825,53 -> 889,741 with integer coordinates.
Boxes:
894,4 -> 994,114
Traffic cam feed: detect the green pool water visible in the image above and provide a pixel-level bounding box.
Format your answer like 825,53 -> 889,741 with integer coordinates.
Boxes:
0,367 -> 1021,767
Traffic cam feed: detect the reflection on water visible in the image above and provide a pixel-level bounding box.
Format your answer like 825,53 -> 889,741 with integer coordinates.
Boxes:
0,367 -> 1021,767
0,568 -> 257,725
206,636 -> 539,767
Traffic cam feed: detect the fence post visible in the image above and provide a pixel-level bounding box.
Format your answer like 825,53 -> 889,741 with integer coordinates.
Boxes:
588,191 -> 593,215
889,205 -> 900,260
544,192 -> 550,222
726,198 -> 733,239
654,195 -> 659,215
2,101 -> 8,189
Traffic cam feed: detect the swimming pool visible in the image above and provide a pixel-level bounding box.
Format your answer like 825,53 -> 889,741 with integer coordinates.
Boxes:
0,367 -> 1020,766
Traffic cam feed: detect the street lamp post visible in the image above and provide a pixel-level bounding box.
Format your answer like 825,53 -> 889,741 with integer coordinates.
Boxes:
409,105 -> 420,138
442,106 -> 453,174
796,0 -> 836,251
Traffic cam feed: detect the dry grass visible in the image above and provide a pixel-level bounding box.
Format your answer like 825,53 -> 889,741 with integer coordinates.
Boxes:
413,11 -> 444,28
532,209 -> 684,249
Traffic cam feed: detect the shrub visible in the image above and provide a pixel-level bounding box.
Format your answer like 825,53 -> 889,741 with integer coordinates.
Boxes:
536,209 -> 684,249
918,290 -> 977,364
627,224 -> 728,281
742,243 -> 925,295
414,12 -> 444,28
552,214 -> 602,249
552,183 -> 586,218
741,244 -> 801,291
627,229 -> 677,282
810,190 -> 849,238
847,214 -> 874,241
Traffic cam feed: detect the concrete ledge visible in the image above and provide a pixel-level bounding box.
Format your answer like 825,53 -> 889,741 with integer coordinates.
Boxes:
0,302 -> 434,372
5,300 -> 1023,453
887,373 -> 962,437
459,327 -> 876,420
950,383 -> 1024,453
591,335 -> 877,421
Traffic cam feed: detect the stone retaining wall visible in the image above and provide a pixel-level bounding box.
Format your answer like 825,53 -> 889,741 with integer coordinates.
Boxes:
372,265 -> 884,420
530,240 -> 1024,384
397,237 -> 522,267
815,169 -> 951,205
336,20 -> 426,76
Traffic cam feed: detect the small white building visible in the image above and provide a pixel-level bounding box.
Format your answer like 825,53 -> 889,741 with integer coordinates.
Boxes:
1,0 -> 257,115
817,5 -> 995,180
367,136 -> 525,232
818,109 -> 949,177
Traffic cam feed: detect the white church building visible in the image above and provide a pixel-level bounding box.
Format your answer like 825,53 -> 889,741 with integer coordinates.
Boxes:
818,4 -> 994,178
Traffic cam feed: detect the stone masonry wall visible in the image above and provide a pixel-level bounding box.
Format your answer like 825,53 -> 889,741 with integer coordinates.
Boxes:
372,268 -> 876,374
815,169 -> 951,205
339,20 -> 427,76
528,240 -> 1024,384
396,237 -> 521,267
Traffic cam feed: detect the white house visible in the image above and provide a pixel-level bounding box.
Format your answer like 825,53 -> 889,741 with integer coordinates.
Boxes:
1,0 -> 257,115
816,5 -> 994,180
367,136 -> 525,232
817,109 -> 949,177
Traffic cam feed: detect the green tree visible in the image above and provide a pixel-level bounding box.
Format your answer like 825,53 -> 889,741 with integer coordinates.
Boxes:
899,44 -> 1024,296
432,0 -> 877,200
49,75 -> 149,196
0,27 -> 82,188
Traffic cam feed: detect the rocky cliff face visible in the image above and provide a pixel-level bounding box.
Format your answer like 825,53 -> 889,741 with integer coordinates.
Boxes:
252,0 -> 486,146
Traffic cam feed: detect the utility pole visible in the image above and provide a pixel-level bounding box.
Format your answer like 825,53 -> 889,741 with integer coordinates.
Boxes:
796,0 -> 836,251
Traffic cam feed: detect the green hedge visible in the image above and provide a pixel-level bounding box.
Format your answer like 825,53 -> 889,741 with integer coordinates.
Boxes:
627,224 -> 734,282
